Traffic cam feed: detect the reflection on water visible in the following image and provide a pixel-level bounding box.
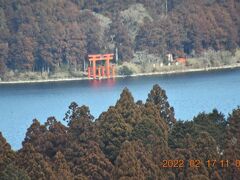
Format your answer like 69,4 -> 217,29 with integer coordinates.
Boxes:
1,68 -> 240,149
89,78 -> 116,88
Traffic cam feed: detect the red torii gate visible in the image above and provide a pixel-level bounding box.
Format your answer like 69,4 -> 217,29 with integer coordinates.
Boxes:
87,54 -> 115,79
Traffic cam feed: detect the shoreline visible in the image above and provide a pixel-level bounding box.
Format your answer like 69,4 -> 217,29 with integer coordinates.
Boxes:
1,64 -> 240,85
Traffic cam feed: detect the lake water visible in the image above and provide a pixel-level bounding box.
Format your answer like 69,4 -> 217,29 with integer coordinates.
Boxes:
1,69 -> 240,150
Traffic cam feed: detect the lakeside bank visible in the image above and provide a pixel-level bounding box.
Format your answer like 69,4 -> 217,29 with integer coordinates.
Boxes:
1,63 -> 240,85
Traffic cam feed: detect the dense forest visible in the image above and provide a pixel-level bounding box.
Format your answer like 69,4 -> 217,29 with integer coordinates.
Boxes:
0,0 -> 240,77
0,84 -> 240,179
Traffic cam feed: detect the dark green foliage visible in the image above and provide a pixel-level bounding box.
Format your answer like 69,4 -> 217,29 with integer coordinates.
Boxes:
97,107 -> 132,163
0,84 -> 240,179
110,16 -> 134,62
195,132 -> 219,162
147,84 -> 176,128
0,164 -> 30,180
193,109 -> 227,149
221,108 -> 240,179
131,102 -> 168,148
118,65 -> 133,75
0,132 -> 16,172
136,0 -> 240,55
52,151 -> 74,180
0,59 -> 6,79
23,118 -> 68,158
131,119 -> 164,145
0,0 -> 239,74
115,88 -> 142,126
169,109 -> 227,149
64,102 -> 113,179
113,141 -> 145,180
66,103 -> 96,143
17,143 -> 57,179
168,121 -> 196,149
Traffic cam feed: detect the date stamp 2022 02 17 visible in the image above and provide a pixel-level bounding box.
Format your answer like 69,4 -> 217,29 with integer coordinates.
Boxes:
160,160 -> 240,169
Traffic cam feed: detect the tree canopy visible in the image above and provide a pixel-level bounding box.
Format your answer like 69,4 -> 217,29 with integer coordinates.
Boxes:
0,0 -> 239,78
0,84 -> 239,179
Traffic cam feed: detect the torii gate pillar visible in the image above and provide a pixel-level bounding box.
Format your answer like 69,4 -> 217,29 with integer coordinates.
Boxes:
88,54 -> 115,79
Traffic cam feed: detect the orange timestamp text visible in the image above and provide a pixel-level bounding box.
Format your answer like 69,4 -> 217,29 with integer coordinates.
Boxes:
160,159 -> 240,169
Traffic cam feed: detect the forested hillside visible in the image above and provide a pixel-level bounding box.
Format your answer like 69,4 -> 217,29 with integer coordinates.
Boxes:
0,0 -> 240,77
1,84 -> 240,179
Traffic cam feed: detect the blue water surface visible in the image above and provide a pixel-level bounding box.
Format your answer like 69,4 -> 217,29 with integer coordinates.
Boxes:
1,69 -> 240,150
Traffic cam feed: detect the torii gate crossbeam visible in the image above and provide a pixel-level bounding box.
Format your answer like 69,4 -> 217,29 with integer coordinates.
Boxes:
87,54 -> 115,79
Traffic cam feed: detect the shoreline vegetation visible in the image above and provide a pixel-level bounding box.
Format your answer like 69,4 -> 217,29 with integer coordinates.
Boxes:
0,63 -> 240,85
1,49 -> 240,85
0,0 -> 240,86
